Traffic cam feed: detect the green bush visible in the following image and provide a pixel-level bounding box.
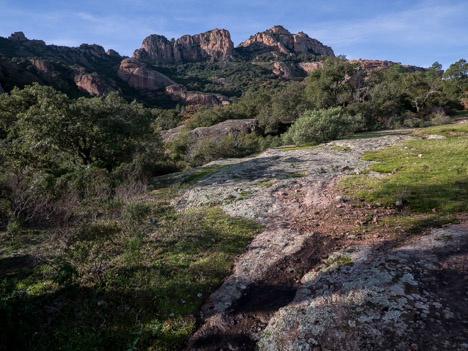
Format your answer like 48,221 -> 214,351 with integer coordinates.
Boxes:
282,107 -> 355,145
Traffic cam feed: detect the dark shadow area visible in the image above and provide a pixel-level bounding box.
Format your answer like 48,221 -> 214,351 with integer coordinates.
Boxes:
188,223 -> 468,350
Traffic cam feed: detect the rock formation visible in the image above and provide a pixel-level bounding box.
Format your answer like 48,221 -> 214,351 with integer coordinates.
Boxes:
238,25 -> 334,59
161,119 -> 261,144
133,29 -> 234,64
117,58 -> 175,90
74,74 -> 115,96
165,84 -> 230,107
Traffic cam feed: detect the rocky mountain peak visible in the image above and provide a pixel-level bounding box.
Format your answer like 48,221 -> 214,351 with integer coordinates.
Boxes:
238,26 -> 334,59
8,31 -> 27,41
133,28 -> 234,64
268,25 -> 291,35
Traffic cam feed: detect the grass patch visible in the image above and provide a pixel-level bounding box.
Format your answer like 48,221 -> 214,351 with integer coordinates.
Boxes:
0,188 -> 262,351
259,181 -> 273,188
412,121 -> 468,137
289,173 -> 307,178
377,214 -> 459,234
340,125 -> 468,214
182,165 -> 227,184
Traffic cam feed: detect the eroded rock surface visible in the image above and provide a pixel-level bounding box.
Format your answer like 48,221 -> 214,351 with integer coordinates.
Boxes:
154,131 -> 464,350
260,224 -> 468,351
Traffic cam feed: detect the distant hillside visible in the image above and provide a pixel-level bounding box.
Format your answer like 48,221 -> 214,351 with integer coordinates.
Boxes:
0,27 -> 426,108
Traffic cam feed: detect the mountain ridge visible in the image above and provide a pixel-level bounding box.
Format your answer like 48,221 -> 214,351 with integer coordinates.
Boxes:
0,27 -> 427,108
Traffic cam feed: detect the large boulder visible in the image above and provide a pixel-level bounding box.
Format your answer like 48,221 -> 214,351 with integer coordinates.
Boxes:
133,29 -> 234,64
117,58 -> 175,90
74,74 -> 115,96
162,119 -> 261,143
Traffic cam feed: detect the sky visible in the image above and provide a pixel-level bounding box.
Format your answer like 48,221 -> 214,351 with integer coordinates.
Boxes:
0,0 -> 466,69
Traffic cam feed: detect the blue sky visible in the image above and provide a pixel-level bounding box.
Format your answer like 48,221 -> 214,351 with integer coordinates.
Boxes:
0,0 -> 466,69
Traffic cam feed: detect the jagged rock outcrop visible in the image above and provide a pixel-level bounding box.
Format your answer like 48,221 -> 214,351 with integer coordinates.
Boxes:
74,74 -> 115,96
237,25 -> 334,59
8,31 -> 28,42
106,49 -> 121,58
133,29 -> 234,64
0,32 -> 123,96
117,58 -> 175,90
165,84 -> 230,106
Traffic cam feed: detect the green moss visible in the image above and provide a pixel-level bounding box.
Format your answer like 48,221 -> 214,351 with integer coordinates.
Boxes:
326,145 -> 352,152
289,173 -> 307,178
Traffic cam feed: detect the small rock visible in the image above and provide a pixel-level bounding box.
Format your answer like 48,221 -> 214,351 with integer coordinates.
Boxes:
197,293 -> 203,298
427,134 -> 446,139
335,195 -> 348,202
410,343 -> 419,350
395,200 -> 404,207
418,154 -> 423,158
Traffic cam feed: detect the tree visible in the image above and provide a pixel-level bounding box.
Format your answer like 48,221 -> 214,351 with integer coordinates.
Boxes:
256,82 -> 307,134
443,59 -> 468,102
1,84 -> 156,171
305,57 -> 361,109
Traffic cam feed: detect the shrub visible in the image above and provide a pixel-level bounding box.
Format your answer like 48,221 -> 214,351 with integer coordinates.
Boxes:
430,109 -> 451,126
282,107 -> 355,145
